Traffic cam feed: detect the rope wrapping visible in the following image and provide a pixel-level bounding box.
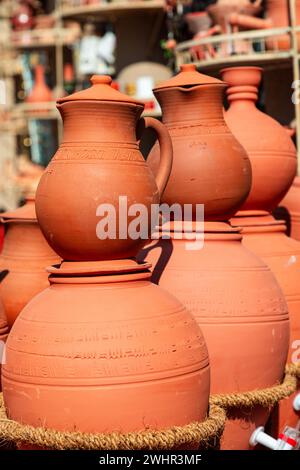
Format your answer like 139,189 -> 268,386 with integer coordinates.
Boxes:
0,363 -> 299,450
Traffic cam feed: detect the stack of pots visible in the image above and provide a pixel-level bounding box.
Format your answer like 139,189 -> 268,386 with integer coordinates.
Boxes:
2,76 -> 210,448
138,64 -> 290,450
221,65 -> 299,431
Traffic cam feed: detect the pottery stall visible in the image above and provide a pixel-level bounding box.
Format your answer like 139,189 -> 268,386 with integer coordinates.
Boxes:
221,65 -> 299,431
138,64 -> 290,450
1,76 -> 212,450
0,197 -> 60,328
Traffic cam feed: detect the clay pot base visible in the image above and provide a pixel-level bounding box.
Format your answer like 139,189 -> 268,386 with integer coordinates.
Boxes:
231,210 -> 300,430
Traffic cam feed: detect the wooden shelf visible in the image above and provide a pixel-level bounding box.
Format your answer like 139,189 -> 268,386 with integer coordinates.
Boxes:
58,0 -> 164,20
11,102 -> 59,120
9,28 -> 81,49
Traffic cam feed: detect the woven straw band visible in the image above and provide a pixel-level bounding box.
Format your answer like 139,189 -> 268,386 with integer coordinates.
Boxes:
0,363 -> 298,450
210,363 -> 300,409
0,396 -> 225,450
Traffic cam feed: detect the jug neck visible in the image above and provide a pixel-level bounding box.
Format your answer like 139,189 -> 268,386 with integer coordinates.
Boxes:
226,85 -> 258,109
58,100 -> 143,145
154,84 -> 226,127
35,65 -> 46,86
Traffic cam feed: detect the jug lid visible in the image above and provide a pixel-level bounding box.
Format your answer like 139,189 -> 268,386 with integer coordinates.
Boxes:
57,75 -> 143,106
154,64 -> 224,90
0,197 -> 36,222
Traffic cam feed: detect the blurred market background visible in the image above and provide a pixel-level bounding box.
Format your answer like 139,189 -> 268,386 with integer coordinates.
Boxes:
0,0 -> 299,213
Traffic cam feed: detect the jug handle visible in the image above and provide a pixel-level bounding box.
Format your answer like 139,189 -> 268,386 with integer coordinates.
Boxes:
140,117 -> 173,197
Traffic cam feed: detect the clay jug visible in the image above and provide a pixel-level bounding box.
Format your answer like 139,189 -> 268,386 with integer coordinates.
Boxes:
230,211 -> 300,431
279,176 -> 300,241
138,221 -> 289,450
26,64 -> 53,103
36,75 -> 173,261
147,64 -> 252,221
0,198 -> 60,327
265,0 -> 300,51
221,66 -> 297,211
2,259 -> 210,447
0,298 -> 8,390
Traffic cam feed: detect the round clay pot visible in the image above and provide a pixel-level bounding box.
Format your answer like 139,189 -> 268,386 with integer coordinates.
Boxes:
147,64 -> 251,221
0,198 -> 60,327
36,75 -> 173,261
221,66 -> 297,212
2,259 -> 210,448
279,176 -> 300,241
231,211 -> 300,431
138,221 -> 290,450
26,64 -> 53,103
0,298 -> 9,391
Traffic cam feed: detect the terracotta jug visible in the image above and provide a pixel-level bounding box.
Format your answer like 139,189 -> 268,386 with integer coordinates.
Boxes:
279,176 -> 300,241
0,198 -> 60,327
26,64 -> 53,103
138,222 -> 289,450
36,75 -> 173,261
230,212 -> 300,430
221,66 -> 297,211
0,298 -> 8,390
147,64 -> 252,221
2,259 -> 210,446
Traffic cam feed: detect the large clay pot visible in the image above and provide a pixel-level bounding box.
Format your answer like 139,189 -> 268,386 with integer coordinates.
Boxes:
0,299 -> 9,391
147,64 -> 252,221
221,66 -> 297,211
26,64 -> 53,103
231,211 -> 300,430
0,198 -> 60,327
2,259 -> 210,447
138,222 -> 290,450
36,75 -> 173,261
265,0 -> 300,51
279,176 -> 300,240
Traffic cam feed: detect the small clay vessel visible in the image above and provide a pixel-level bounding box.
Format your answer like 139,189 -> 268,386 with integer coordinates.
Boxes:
36,75 -> 173,261
26,64 -> 53,103
0,299 -> 9,390
2,259 -> 210,447
222,66 -> 297,211
0,198 -> 60,327
265,0 -> 300,51
231,211 -> 300,430
147,64 -> 252,221
138,222 -> 290,450
279,176 -> 300,241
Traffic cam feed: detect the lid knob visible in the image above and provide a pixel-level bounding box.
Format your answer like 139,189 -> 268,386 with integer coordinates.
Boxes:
90,75 -> 112,86
180,64 -> 197,73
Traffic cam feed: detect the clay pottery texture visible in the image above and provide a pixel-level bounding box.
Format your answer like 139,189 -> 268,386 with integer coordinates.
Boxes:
279,176 -> 300,241
147,64 -> 252,221
0,298 -> 9,391
26,64 -> 53,103
0,198 -> 60,327
222,66 -> 297,211
231,211 -> 300,430
2,259 -> 210,448
138,222 -> 289,449
265,0 -> 300,51
36,75 -> 173,261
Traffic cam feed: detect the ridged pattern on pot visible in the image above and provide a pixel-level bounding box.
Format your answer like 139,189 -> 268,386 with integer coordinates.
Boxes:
138,223 -> 289,449
2,272 -> 210,435
147,68 -> 251,221
231,211 -> 300,429
222,66 -> 297,211
280,176 -> 300,241
0,222 -> 59,327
